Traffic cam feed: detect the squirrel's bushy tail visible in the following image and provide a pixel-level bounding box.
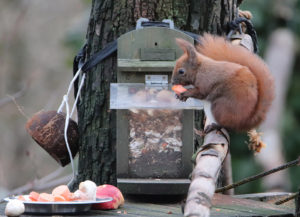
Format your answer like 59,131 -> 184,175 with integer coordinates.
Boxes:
197,34 -> 274,130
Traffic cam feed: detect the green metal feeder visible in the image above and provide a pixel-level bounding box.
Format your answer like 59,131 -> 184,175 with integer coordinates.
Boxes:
110,19 -> 203,195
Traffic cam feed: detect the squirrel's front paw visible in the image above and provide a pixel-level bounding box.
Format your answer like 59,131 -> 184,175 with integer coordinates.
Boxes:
176,93 -> 188,102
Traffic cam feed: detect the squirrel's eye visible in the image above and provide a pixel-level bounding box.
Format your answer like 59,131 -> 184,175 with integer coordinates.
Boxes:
178,68 -> 185,75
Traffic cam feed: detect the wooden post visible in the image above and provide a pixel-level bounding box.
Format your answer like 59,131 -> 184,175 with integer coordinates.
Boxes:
184,120 -> 229,217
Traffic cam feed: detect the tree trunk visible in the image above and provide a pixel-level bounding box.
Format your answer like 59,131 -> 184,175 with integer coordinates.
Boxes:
74,0 -> 239,188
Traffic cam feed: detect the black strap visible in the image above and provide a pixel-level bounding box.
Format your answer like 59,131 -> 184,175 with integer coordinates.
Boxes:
81,40 -> 117,73
73,39 -> 117,99
73,19 -> 258,80
75,27 -> 206,76
77,21 -> 173,74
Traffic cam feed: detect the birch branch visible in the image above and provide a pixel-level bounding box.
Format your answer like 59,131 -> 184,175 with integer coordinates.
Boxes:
184,120 -> 229,217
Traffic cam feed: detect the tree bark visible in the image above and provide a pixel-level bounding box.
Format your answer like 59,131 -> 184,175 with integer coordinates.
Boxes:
74,0 -> 238,188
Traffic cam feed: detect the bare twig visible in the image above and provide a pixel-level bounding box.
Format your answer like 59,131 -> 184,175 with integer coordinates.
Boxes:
216,157 -> 300,193
0,85 -> 27,108
7,94 -> 29,120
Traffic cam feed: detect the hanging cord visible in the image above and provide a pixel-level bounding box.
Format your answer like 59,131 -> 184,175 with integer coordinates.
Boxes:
71,73 -> 85,117
58,67 -> 83,113
57,67 -> 86,186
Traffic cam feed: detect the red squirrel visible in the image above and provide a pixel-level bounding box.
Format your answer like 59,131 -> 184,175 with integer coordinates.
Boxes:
172,34 -> 274,132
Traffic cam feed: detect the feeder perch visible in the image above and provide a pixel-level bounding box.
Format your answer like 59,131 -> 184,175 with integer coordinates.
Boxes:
110,21 -> 203,195
26,110 -> 79,166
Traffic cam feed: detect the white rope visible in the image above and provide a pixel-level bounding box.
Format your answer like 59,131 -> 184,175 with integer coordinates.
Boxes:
71,73 -> 86,117
62,94 -> 75,186
57,68 -> 82,113
57,67 -> 85,186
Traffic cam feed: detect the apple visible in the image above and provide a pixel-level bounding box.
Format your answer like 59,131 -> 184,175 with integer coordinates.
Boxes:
92,184 -> 124,210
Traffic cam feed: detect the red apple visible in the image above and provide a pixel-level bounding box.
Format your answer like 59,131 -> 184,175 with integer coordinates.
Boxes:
92,184 -> 124,210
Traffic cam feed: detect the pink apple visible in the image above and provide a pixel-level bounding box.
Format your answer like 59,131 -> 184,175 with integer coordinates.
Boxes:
92,184 -> 124,210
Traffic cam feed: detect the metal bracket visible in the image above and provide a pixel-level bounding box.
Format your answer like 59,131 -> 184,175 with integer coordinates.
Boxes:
136,18 -> 175,30
162,19 -> 174,29
136,18 -> 150,30
145,75 -> 168,86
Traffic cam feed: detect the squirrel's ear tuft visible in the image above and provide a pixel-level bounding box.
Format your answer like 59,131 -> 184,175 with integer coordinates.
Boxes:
176,38 -> 197,60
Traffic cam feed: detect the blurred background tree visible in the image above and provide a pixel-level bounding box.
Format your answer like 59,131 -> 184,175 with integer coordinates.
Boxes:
0,0 -> 300,197
0,0 -> 90,197
231,0 -> 300,193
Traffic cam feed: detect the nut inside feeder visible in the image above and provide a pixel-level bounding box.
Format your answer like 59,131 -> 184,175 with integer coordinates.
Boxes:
26,110 -> 79,167
128,108 -> 183,178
